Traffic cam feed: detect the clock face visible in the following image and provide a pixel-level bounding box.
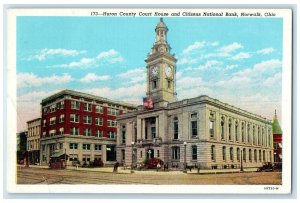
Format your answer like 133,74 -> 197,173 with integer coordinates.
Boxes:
151,66 -> 158,76
164,66 -> 172,77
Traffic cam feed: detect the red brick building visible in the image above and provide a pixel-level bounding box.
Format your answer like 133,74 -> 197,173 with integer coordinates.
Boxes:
40,89 -> 136,166
272,110 -> 282,163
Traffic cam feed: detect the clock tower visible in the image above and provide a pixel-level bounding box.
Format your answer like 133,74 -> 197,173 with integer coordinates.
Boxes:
145,18 -> 177,107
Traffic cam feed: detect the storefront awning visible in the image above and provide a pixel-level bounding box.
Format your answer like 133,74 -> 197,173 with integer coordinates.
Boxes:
50,151 -> 68,158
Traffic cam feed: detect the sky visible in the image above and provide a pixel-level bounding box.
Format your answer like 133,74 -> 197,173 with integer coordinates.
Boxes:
17,17 -> 282,132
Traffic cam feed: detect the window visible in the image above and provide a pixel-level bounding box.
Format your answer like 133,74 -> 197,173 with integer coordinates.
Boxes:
95,105 -> 103,113
191,113 -> 198,138
121,125 -> 126,144
84,116 -> 92,124
84,103 -> 92,112
254,149 -> 257,162
70,114 -> 80,123
259,150 -> 262,161
249,149 -> 252,161
168,80 -> 171,88
60,101 -> 65,109
157,150 -> 160,157
192,146 -> 197,160
69,154 -> 78,161
209,113 -> 215,138
108,108 -> 117,116
172,146 -> 180,160
84,129 -> 91,136
82,144 -> 91,150
95,144 -> 102,151
95,130 -> 103,138
241,122 -> 245,143
258,126 -> 261,145
108,131 -> 116,139
69,143 -> 78,149
49,130 -> 56,137
211,145 -> 216,161
237,148 -> 240,161
173,117 -> 179,140
267,129 -> 271,147
59,127 -> 64,135
253,125 -> 256,145
228,119 -> 232,141
50,117 -> 56,125
122,150 -> 125,160
71,100 -> 80,110
151,126 -> 156,138
230,147 -> 234,161
247,124 -> 251,143
153,80 -> 157,89
108,120 -> 117,127
95,117 -> 103,126
221,117 -> 225,140
70,127 -> 79,135
235,121 -> 239,142
43,120 -> 46,127
243,148 -> 246,162
263,150 -> 266,161
222,146 -> 226,161
50,105 -> 56,113
59,114 -> 64,123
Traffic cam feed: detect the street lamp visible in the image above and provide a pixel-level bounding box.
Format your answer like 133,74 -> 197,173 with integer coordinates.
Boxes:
183,141 -> 187,173
131,141 -> 134,173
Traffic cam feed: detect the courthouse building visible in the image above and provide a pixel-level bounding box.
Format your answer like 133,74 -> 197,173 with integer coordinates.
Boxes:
116,18 -> 274,169
27,118 -> 41,164
40,89 -> 136,165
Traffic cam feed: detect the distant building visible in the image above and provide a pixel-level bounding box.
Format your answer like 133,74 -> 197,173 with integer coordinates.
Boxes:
27,118 -> 41,164
116,18 -> 274,170
17,131 -> 27,164
272,110 -> 282,163
39,89 -> 137,166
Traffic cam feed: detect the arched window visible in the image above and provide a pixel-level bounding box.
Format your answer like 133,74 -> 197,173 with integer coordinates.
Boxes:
222,146 -> 226,161
249,149 -> 252,162
254,149 -> 257,162
237,148 -> 240,161
235,121 -> 239,142
230,147 -> 234,161
243,148 -> 246,162
228,119 -> 232,141
241,122 -> 245,143
173,117 -> 178,140
221,116 -> 225,140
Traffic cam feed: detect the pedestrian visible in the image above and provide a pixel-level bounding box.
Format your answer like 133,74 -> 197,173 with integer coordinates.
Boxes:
113,161 -> 119,173
76,160 -> 80,170
156,162 -> 161,172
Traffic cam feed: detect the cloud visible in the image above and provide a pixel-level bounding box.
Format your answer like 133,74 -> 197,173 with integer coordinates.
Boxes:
31,48 -> 86,61
177,57 -> 198,65
257,47 -> 275,55
54,49 -> 124,69
263,72 -> 282,87
219,42 -> 243,53
234,59 -> 282,77
81,83 -> 146,105
215,76 -> 251,87
182,41 -> 206,54
177,76 -> 203,89
224,64 -> 239,70
17,73 -> 72,88
231,52 -> 251,60
185,60 -> 223,71
80,73 -> 111,83
117,68 -> 146,84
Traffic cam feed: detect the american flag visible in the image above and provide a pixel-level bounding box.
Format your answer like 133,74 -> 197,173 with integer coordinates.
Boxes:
143,96 -> 153,109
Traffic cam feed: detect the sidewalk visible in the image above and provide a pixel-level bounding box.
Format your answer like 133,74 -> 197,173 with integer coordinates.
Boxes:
20,164 -> 258,175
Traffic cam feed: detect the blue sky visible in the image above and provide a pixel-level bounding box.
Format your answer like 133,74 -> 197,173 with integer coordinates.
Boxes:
17,17 -> 282,131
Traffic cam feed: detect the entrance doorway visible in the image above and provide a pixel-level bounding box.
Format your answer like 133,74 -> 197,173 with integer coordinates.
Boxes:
147,149 -> 154,159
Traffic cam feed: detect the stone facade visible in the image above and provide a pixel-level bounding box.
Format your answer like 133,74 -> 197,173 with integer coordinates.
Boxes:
27,118 -> 41,164
116,18 -> 273,170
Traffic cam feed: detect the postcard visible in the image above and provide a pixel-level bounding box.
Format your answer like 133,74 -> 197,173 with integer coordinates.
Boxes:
6,7 -> 292,194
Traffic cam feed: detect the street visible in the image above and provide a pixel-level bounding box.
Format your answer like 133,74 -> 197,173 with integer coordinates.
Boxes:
17,167 -> 282,185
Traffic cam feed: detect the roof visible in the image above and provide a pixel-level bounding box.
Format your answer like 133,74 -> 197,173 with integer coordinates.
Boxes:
41,89 -> 137,109
272,111 -> 282,134
156,18 -> 168,29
